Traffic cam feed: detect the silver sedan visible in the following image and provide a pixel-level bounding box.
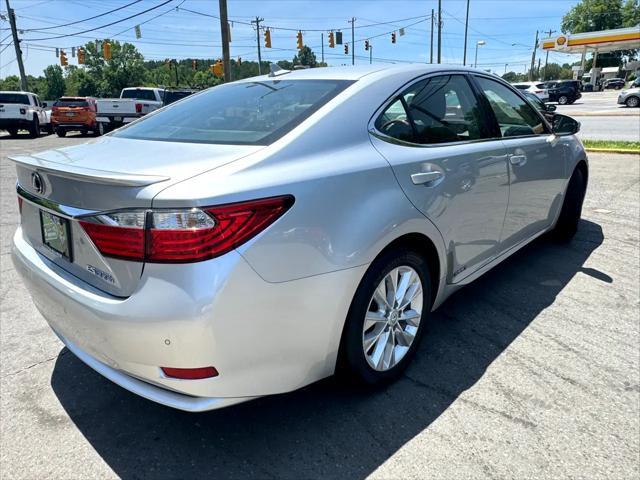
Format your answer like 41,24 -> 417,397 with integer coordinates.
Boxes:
11,65 -> 588,411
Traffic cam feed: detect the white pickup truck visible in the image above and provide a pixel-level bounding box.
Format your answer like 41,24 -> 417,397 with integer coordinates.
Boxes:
96,87 -> 165,132
0,91 -> 52,138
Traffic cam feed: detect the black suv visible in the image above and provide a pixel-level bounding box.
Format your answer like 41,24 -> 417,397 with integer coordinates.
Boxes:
547,80 -> 581,105
603,78 -> 625,90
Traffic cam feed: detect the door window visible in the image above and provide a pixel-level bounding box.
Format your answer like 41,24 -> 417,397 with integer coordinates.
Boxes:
375,74 -> 485,145
474,76 -> 547,138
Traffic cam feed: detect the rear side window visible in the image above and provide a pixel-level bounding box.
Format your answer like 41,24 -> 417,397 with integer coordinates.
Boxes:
474,76 -> 547,137
375,74 -> 485,145
0,93 -> 29,104
121,89 -> 157,101
114,80 -> 353,145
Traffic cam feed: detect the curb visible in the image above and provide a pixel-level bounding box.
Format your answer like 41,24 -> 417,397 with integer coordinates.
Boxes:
584,148 -> 640,154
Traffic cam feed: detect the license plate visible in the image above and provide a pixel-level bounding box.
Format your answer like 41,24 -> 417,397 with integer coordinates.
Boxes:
65,112 -> 76,117
113,116 -> 121,122
40,210 -> 72,260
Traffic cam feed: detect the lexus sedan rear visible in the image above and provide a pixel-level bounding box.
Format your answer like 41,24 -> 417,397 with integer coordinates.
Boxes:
11,65 -> 587,411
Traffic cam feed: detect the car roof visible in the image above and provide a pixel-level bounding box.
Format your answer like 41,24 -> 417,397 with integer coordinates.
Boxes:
0,91 -> 33,94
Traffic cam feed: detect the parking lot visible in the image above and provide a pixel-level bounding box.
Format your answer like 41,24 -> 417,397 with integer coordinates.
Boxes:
0,132 -> 638,479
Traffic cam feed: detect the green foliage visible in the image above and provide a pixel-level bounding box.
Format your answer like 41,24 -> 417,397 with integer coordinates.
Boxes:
43,65 -> 65,99
293,46 -> 318,68
0,75 -> 21,91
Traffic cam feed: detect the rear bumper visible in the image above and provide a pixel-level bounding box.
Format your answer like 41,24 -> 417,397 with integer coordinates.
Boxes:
0,118 -> 32,129
52,121 -> 94,131
12,226 -> 365,410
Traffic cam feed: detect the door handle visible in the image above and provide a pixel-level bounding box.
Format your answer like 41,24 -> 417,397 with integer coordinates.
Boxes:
509,154 -> 527,166
411,171 -> 444,186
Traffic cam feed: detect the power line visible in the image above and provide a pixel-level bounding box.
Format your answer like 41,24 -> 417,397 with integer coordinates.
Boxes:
23,0 -> 173,41
23,0 -> 142,32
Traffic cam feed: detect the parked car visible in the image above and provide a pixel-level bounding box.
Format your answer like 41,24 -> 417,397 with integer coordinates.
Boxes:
162,88 -> 198,106
95,87 -> 165,132
10,65 -> 587,412
0,91 -> 51,137
511,81 -> 549,101
547,80 -> 582,105
631,78 -> 640,88
618,87 -> 640,107
51,97 -> 99,137
603,78 -> 625,90
523,91 -> 556,121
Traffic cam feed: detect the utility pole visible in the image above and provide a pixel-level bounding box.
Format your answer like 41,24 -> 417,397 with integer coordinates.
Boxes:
349,17 -> 355,66
252,17 -> 263,75
463,0 -> 470,65
321,33 -> 324,64
437,0 -> 442,64
218,0 -> 231,82
537,57 -> 541,80
430,9 -> 434,64
529,29 -> 538,81
369,44 -> 372,64
5,0 -> 27,91
542,28 -> 556,80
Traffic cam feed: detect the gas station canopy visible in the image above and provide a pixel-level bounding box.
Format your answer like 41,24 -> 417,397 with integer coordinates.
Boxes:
541,26 -> 640,54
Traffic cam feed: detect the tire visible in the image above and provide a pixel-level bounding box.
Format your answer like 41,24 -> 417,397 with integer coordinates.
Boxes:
7,128 -> 18,137
95,122 -> 105,136
45,123 -> 53,135
55,129 -> 67,137
558,95 -> 569,105
29,116 -> 40,138
552,166 -> 587,242
339,248 -> 431,386
626,96 -> 640,108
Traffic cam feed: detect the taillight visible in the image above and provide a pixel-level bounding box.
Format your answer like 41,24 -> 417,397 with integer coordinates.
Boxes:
79,195 -> 294,263
51,106 -> 59,113
17,196 -> 23,215
534,90 -> 544,94
135,103 -> 142,113
161,366 -> 218,379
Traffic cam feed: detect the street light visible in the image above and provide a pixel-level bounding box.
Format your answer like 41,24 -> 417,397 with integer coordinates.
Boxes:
504,63 -> 509,74
474,40 -> 486,68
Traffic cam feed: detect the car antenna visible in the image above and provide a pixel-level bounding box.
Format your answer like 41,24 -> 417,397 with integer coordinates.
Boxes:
268,63 -> 291,77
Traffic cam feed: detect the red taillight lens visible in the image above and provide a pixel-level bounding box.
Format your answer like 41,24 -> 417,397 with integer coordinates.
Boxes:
17,196 -> 23,214
135,103 -> 142,113
79,195 -> 294,263
161,366 -> 219,379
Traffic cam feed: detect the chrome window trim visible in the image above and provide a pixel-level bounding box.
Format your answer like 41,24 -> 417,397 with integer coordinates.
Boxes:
368,70 -> 499,149
17,183 -> 97,219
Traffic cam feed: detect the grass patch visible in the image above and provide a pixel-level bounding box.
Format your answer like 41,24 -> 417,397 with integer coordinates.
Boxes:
582,139 -> 640,152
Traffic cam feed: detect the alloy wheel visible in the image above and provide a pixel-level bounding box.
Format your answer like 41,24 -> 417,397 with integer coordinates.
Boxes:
362,266 -> 423,371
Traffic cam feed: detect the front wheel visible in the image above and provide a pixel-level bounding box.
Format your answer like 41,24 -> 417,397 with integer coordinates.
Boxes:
552,167 -> 586,242
558,95 -> 569,105
626,96 -> 640,108
339,248 -> 430,385
55,129 -> 67,137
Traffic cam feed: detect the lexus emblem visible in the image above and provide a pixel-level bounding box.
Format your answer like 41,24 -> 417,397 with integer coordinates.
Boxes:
31,172 -> 45,194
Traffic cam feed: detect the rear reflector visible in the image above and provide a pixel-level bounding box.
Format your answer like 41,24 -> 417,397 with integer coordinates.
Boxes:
161,366 -> 219,380
79,195 -> 294,263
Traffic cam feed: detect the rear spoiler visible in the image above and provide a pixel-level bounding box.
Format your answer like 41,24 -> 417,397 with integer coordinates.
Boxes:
8,154 -> 169,187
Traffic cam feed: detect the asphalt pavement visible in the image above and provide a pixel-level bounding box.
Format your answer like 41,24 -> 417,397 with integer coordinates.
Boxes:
576,115 -> 640,142
0,132 -> 638,479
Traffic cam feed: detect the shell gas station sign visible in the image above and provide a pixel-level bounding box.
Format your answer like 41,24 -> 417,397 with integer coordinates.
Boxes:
542,26 -> 640,53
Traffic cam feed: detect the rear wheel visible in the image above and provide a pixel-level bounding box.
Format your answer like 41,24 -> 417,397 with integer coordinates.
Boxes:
552,166 -> 586,242
626,96 -> 639,108
339,248 -> 430,385
29,116 -> 40,138
558,95 -> 569,105
55,129 -> 67,137
95,122 -> 105,136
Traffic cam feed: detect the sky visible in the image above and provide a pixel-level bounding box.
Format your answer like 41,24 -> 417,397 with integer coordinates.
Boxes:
0,0 -> 584,78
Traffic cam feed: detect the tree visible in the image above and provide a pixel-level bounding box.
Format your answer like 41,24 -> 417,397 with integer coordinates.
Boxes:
64,66 -> 99,96
293,46 -> 318,68
42,65 -> 65,99
82,39 -> 146,96
622,0 -> 640,26
0,75 -> 21,91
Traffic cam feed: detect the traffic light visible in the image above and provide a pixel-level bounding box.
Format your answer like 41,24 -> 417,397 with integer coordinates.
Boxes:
391,32 -> 397,43
264,29 -> 272,48
296,31 -> 303,50
211,61 -> 223,77
103,41 -> 111,60
60,50 -> 68,66
335,31 -> 343,44
364,40 -> 370,51
77,48 -> 85,65
192,59 -> 197,71
344,43 -> 349,55
328,31 -> 335,48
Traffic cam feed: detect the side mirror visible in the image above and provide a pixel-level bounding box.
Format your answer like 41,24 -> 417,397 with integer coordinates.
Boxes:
42,102 -> 47,108
545,103 -> 556,112
553,114 -> 580,135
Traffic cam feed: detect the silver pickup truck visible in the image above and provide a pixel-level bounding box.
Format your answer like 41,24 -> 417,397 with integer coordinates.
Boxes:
95,87 -> 165,132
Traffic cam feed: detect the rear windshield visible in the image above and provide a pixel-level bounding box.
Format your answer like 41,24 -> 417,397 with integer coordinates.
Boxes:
121,89 -> 158,101
54,98 -> 89,107
0,93 -> 30,104
113,79 -> 354,145
513,85 -> 529,90
163,91 -> 194,105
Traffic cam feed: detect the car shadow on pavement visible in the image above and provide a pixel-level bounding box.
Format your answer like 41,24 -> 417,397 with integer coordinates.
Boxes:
51,220 -> 606,480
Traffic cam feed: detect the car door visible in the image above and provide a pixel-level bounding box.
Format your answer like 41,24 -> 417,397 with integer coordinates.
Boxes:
471,75 -> 566,251
32,95 -> 45,124
369,73 -> 510,283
